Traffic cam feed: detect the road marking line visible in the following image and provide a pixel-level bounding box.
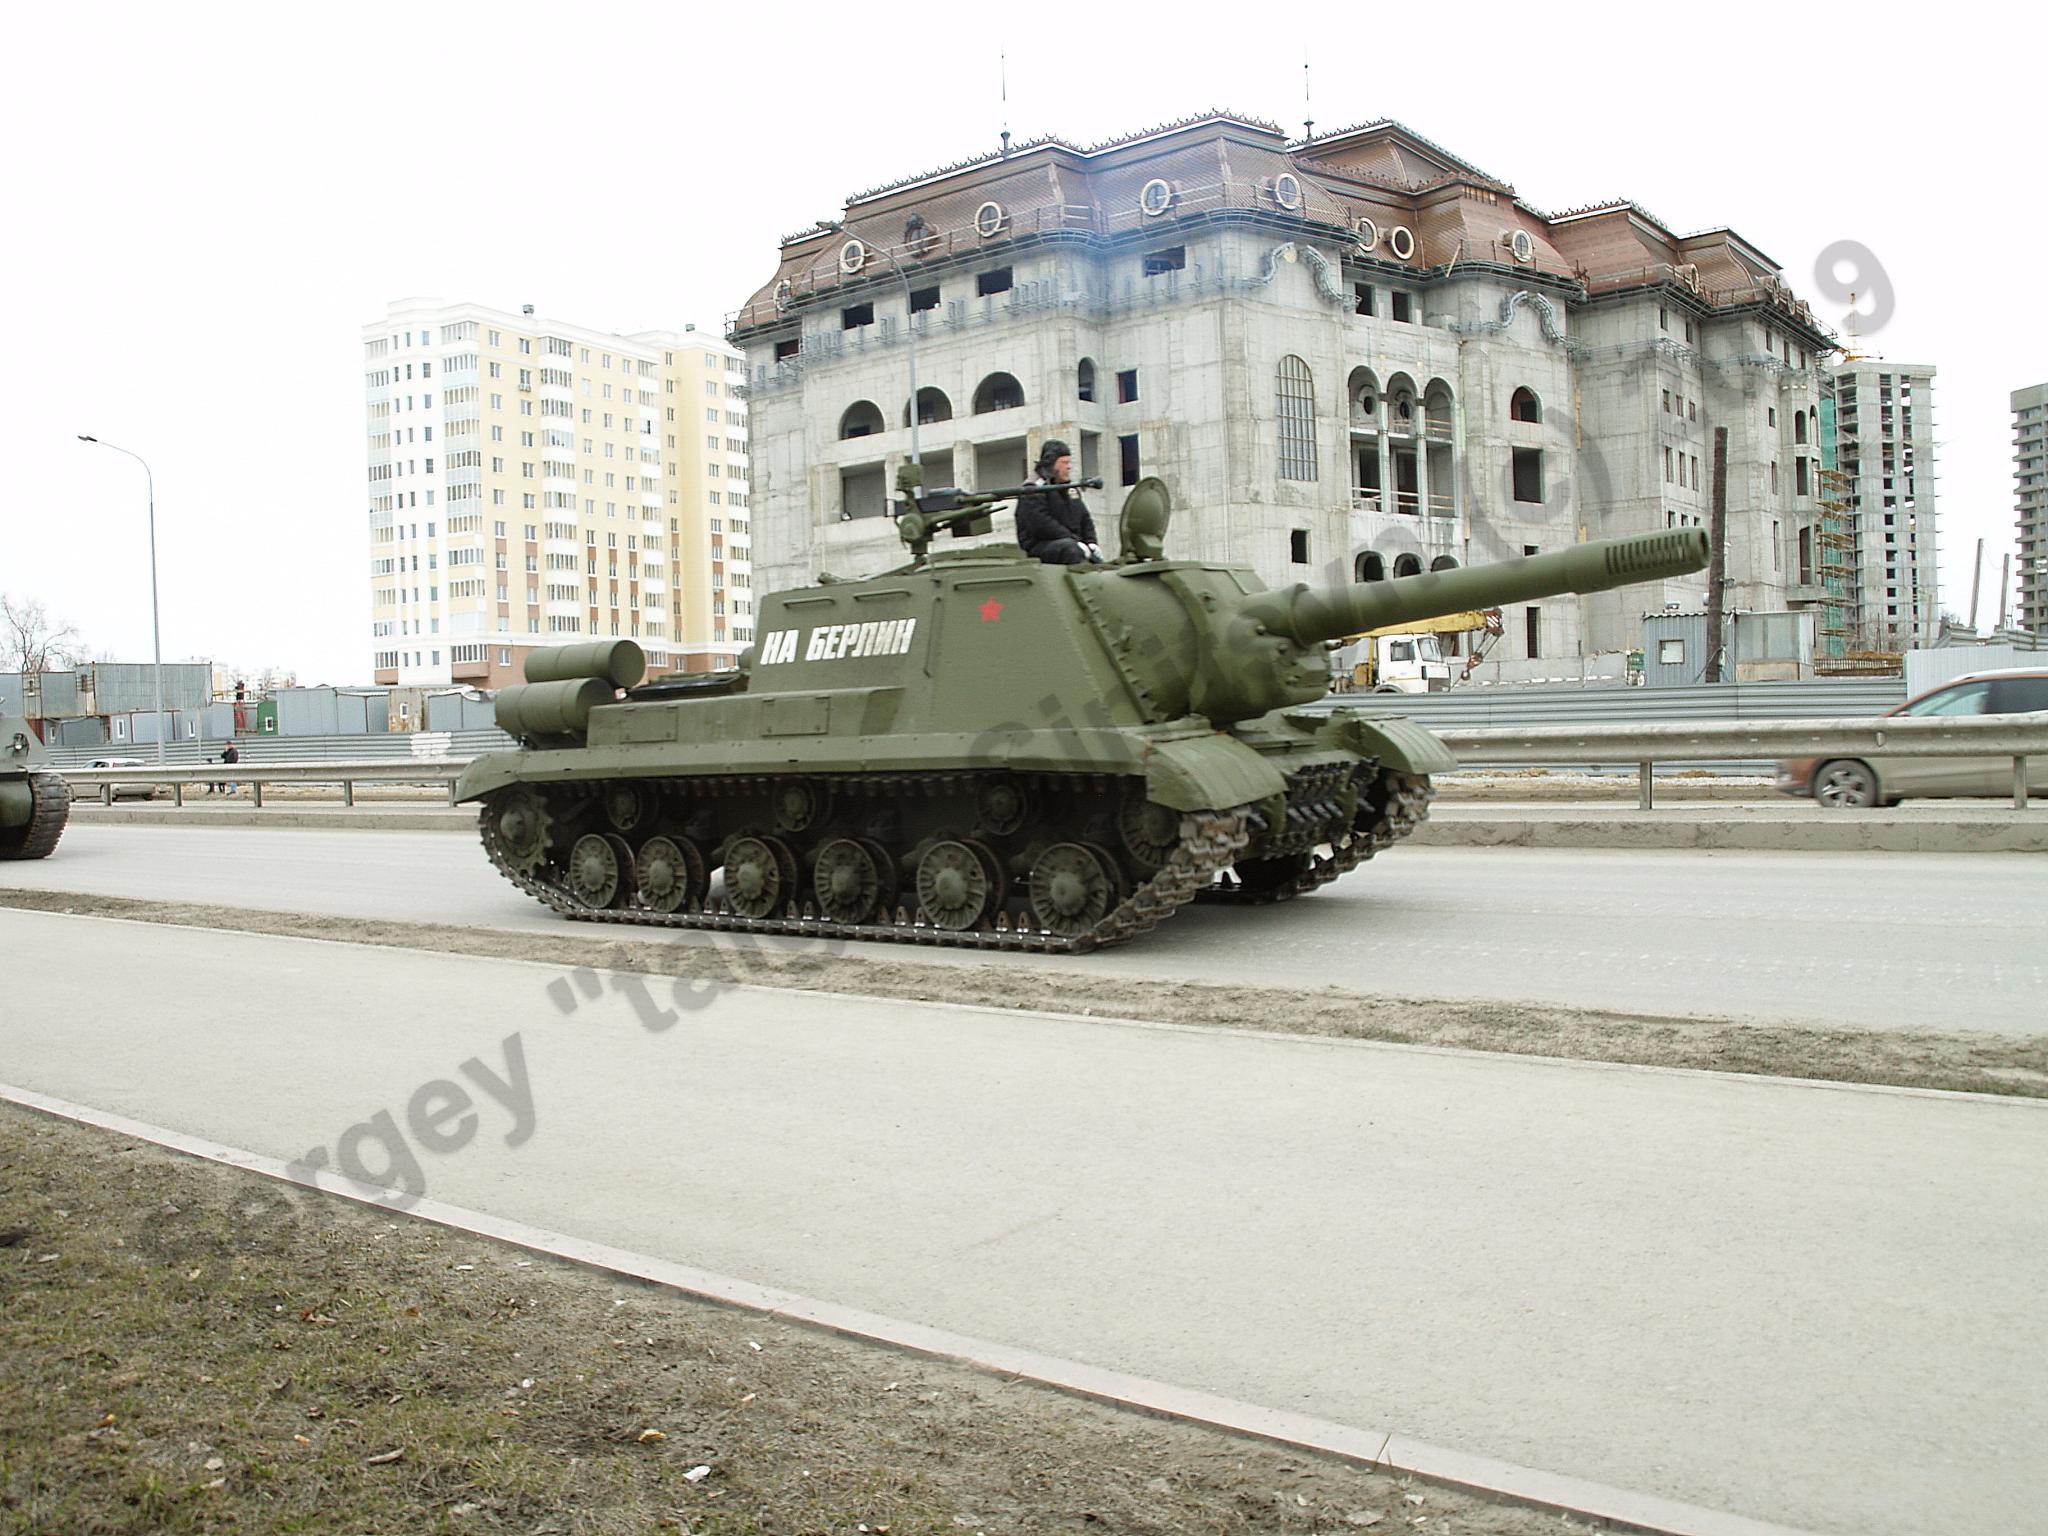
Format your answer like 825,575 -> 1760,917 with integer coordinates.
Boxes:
0,1079 -> 1820,1536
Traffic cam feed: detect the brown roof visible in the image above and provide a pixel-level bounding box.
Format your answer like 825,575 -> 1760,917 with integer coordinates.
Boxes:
732,112 -> 1819,339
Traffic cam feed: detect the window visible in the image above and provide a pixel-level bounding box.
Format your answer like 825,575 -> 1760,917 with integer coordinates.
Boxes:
1902,681 -> 1991,718
1664,446 -> 1674,482
1391,293 -> 1412,324
972,373 -> 1024,413
1659,306 -> 1669,332
1077,358 -> 1096,403
1512,448 -> 1544,503
909,285 -> 940,314
1275,355 -> 1318,482
1353,284 -> 1375,317
1117,369 -> 1139,405
1289,529 -> 1309,564
977,267 -> 1013,297
1688,399 -> 1697,422
1659,638 -> 1685,665
1662,390 -> 1671,413
774,339 -> 798,362
1510,387 -> 1540,423
1118,433 -> 1140,487
1143,246 -> 1185,276
1524,606 -> 1541,658
841,302 -> 873,329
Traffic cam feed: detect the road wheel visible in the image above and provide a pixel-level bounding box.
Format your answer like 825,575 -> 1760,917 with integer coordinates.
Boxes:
567,833 -> 628,908
1028,842 -> 1114,937
812,837 -> 881,924
916,839 -> 991,931
1813,759 -> 1878,809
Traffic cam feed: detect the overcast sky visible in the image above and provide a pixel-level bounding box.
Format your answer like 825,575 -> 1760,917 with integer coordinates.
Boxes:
6,2 -> 2037,683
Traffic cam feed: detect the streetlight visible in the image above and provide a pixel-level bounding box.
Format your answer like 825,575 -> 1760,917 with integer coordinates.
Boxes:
77,435 -> 168,765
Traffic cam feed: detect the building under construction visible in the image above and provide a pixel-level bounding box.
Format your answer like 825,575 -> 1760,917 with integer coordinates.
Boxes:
733,111 -> 1840,667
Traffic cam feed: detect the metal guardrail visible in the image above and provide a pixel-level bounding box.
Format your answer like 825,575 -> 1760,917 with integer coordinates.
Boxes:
60,712 -> 2048,815
64,759 -> 467,810
1437,712 -> 2048,810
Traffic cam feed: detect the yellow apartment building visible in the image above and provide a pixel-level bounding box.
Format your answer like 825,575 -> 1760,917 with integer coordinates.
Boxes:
363,298 -> 753,689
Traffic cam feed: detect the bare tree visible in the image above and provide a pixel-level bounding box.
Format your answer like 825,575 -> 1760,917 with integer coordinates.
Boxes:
0,593 -> 85,676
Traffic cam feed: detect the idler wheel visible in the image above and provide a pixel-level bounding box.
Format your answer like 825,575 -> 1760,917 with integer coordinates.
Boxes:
635,834 -> 706,914
976,776 -> 1031,836
491,785 -> 553,874
724,834 -> 794,919
1027,843 -> 1115,937
567,832 -> 628,909
916,839 -> 991,931
605,782 -> 650,832
812,837 -> 881,924
1117,797 -> 1181,870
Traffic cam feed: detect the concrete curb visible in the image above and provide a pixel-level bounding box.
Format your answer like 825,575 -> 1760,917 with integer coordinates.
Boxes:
69,805 -> 475,832
0,1082 -> 1820,1536
68,800 -> 2048,852
1416,805 -> 2048,853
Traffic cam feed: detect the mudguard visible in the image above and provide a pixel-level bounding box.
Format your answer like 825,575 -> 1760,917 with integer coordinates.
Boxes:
1319,708 -> 1459,775
1140,731 -> 1290,811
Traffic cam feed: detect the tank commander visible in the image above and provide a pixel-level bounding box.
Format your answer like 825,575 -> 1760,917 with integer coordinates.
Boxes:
1015,439 -> 1103,565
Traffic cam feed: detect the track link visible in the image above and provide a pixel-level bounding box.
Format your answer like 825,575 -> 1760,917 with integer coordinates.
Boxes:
1199,765 -> 1435,906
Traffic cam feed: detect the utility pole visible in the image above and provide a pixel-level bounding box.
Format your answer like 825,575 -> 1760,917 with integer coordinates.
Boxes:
1704,427 -> 1728,683
1968,538 -> 1984,632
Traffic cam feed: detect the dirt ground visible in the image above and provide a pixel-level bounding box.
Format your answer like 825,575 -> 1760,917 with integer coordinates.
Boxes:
1,1104 -> 1613,1536
3,887 -> 2041,1101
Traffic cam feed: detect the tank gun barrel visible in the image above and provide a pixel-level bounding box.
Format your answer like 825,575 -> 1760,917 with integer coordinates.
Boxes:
1242,530 -> 1711,647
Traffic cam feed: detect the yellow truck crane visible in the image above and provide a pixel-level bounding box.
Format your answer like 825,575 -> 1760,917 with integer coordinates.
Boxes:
1330,609 -> 1504,694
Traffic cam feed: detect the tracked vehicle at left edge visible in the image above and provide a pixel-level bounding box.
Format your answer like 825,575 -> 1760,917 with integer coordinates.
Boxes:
1,715 -> 71,859
458,472 -> 1709,952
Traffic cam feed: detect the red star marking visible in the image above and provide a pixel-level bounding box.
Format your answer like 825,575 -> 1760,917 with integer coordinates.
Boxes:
979,598 -> 1004,623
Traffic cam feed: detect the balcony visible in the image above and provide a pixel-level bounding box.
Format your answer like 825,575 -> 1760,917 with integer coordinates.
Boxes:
1423,413 -> 1454,440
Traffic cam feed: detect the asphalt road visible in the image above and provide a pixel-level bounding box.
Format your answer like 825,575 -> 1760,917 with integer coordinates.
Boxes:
4,907 -> 2041,1536
7,824 -> 2046,1031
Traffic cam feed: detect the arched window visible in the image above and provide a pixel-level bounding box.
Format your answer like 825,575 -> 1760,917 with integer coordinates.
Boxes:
1429,555 -> 1460,572
1356,551 -> 1387,582
838,400 -> 884,440
1794,410 -> 1808,444
1510,387 -> 1541,423
1347,366 -> 1380,425
901,387 -> 952,427
1276,355 -> 1318,481
972,372 -> 1024,414
1393,553 -> 1423,578
1077,358 -> 1097,403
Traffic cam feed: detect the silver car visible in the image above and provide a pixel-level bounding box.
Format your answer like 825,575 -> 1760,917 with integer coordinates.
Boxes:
1776,667 -> 2048,807
87,757 -> 162,800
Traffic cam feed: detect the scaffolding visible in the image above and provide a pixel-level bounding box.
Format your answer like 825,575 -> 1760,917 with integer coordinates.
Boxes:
1813,464 -> 1855,661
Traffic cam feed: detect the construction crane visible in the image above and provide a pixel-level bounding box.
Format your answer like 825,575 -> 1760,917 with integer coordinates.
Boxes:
1329,609 -> 1504,693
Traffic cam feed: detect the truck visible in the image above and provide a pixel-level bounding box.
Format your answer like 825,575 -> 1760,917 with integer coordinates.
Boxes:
1332,610 -> 1504,694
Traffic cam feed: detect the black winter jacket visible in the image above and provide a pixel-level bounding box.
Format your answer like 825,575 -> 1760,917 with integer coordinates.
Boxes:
1014,479 -> 1098,557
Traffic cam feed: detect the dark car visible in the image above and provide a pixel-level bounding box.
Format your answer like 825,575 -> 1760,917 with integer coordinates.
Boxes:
1776,667 -> 2048,808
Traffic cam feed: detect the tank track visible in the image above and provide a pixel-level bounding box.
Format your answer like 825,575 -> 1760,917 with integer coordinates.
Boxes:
1199,765 -> 1434,906
0,771 -> 72,861
479,769 -> 1253,956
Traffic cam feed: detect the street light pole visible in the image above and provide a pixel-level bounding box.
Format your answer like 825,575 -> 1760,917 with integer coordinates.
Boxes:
77,435 -> 167,764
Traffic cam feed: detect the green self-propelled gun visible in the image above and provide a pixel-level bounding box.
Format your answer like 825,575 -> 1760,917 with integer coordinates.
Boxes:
459,476 -> 1709,951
